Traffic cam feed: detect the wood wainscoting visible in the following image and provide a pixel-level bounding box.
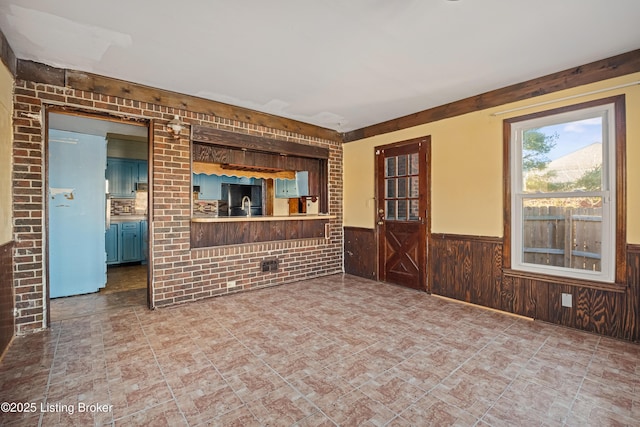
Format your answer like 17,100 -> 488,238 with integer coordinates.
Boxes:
430,234 -> 640,342
0,241 -> 14,358
191,219 -> 329,248
344,227 -> 377,280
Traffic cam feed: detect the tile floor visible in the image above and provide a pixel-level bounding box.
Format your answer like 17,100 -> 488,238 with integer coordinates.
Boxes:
49,264 -> 147,321
1,274 -> 639,426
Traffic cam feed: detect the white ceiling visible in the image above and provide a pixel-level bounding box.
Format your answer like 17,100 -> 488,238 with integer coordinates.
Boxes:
1,0 -> 639,133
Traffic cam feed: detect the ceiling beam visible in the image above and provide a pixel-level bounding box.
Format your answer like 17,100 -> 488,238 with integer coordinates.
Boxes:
0,27 -> 16,75
342,49 -> 640,142
15,59 -> 342,143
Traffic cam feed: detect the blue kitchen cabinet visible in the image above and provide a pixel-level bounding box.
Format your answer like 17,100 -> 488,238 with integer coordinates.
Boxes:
140,220 -> 148,264
120,222 -> 141,262
107,158 -> 148,197
193,173 -> 222,200
105,220 -> 146,264
106,158 -> 137,198
138,161 -> 148,183
105,223 -> 119,265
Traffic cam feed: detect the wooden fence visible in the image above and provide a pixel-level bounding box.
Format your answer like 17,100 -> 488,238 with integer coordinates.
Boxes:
523,206 -> 602,272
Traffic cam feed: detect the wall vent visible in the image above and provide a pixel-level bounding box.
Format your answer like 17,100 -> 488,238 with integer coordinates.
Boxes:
261,258 -> 279,273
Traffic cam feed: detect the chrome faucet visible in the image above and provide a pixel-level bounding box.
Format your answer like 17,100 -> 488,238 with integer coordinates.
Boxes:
241,196 -> 251,217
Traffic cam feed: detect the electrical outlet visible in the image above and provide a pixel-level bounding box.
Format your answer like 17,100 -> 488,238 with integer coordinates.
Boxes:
227,280 -> 237,288
561,293 -> 573,308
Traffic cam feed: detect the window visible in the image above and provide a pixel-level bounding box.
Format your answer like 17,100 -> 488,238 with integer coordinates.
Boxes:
385,152 -> 420,221
505,96 -> 625,283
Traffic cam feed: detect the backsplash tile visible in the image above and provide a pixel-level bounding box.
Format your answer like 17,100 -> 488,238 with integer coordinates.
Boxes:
111,198 -> 137,215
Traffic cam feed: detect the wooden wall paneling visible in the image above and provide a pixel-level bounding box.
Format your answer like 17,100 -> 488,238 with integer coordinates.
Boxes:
623,245 -> 640,341
271,220 -> 285,241
252,151 -> 273,168
428,238 -> 440,294
471,240 -> 493,306
575,288 -> 622,337
432,237 -> 447,296
286,221 -> 300,240
450,239 -> 463,300
490,242 -> 504,310
429,233 -> 636,341
0,241 -> 14,358
510,276 -> 526,317
249,221 -> 262,243
302,219 -> 323,239
530,280 -> 549,320
546,284 -> 577,329
498,274 -> 515,313
191,220 -> 329,248
460,239 -> 472,302
192,125 -> 331,158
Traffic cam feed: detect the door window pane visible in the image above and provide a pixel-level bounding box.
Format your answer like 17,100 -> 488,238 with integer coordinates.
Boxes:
410,177 -> 419,197
385,157 -> 396,177
386,178 -> 396,198
397,155 -> 407,176
397,200 -> 407,220
410,153 -> 419,175
386,200 -> 396,220
397,177 -> 407,198
410,200 -> 419,220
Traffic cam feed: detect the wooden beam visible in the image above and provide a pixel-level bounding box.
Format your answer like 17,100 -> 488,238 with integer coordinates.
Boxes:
63,68 -> 341,142
343,49 -> 640,142
192,125 -> 330,159
16,60 -> 66,86
0,26 -> 16,75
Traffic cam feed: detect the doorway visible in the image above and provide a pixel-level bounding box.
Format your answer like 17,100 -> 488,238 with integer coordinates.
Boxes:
46,111 -> 150,321
376,137 -> 431,291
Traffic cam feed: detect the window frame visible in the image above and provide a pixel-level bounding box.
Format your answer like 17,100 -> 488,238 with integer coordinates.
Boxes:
503,95 -> 626,285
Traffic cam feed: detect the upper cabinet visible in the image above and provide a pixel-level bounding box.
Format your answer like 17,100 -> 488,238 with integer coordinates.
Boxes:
138,161 -> 148,184
107,158 -> 148,198
275,171 -> 309,198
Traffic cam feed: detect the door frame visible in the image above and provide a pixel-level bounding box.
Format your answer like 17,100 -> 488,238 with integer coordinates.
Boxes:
375,136 -> 432,292
44,107 -> 153,326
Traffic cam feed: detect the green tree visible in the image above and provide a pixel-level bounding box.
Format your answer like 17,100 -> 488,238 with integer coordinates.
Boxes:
574,165 -> 602,191
522,129 -> 558,172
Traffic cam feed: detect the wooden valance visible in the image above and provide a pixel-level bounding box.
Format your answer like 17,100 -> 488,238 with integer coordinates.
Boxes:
191,125 -> 329,159
192,161 -> 295,180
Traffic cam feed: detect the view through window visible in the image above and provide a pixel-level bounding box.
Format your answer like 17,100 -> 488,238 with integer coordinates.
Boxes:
510,102 -> 617,282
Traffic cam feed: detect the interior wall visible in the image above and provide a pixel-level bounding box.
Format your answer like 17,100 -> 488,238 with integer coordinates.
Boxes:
0,62 -> 13,244
0,60 -> 14,357
343,72 -> 640,244
11,65 -> 344,335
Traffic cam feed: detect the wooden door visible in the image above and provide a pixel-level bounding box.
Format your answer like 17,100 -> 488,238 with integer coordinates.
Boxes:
376,137 -> 430,291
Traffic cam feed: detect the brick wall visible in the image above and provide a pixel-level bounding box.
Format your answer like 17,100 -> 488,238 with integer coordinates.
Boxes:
12,79 -> 343,334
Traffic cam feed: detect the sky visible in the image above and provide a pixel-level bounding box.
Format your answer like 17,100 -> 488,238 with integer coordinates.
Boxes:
535,117 -> 602,161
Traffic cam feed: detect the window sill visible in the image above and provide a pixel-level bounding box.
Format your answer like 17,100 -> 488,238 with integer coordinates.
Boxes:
502,269 -> 626,293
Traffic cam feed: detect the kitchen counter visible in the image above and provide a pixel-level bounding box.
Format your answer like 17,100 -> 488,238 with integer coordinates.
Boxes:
111,215 -> 148,222
191,214 -> 335,223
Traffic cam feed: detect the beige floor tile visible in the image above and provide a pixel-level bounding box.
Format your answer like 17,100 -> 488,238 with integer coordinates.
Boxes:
1,273 -> 639,426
